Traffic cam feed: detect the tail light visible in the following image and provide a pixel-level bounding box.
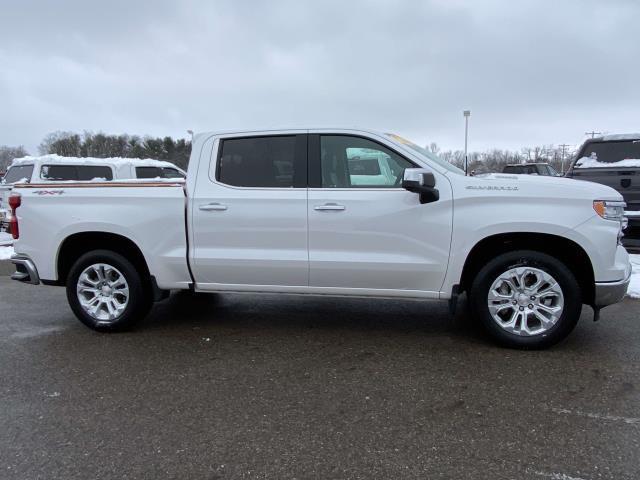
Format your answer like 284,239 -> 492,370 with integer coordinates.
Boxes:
8,194 -> 21,239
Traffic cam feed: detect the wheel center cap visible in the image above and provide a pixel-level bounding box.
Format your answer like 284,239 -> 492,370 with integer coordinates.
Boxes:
101,285 -> 112,296
517,293 -> 529,306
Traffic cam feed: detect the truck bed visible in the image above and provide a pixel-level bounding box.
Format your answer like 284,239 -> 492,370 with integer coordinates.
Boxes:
12,181 -> 192,289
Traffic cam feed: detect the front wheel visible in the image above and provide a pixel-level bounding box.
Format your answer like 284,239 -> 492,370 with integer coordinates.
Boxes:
469,250 -> 582,349
66,250 -> 152,332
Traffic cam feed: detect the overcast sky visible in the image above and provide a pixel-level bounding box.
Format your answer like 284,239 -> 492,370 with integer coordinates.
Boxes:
1,0 -> 638,154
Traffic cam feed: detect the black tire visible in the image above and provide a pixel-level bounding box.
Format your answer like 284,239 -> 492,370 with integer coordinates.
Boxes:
469,250 -> 582,349
66,249 -> 152,332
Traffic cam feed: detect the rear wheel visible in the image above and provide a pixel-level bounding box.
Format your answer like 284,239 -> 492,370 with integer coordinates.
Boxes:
66,250 -> 152,332
469,250 -> 582,349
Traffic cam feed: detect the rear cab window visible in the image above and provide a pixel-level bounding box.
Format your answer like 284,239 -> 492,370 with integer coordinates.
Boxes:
2,164 -> 34,184
576,140 -> 640,166
41,165 -> 114,181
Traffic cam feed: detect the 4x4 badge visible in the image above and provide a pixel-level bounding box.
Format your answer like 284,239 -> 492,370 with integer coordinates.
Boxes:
33,190 -> 64,195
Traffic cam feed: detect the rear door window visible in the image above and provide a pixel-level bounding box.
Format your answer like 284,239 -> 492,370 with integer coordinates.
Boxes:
2,164 -> 34,184
216,135 -> 305,188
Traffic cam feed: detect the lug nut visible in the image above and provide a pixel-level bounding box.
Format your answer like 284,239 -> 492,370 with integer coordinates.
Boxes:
530,296 -> 536,300
528,304 -> 533,309
519,306 -> 524,311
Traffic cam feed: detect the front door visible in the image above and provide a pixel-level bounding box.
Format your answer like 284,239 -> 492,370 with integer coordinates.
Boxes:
190,134 -> 309,289
307,134 -> 452,296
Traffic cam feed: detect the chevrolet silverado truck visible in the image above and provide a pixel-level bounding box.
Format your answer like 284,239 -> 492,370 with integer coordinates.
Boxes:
8,128 -> 632,348
565,133 -> 640,252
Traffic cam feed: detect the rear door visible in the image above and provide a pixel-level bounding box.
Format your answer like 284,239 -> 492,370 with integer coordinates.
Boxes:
190,133 -> 309,289
306,133 -> 452,296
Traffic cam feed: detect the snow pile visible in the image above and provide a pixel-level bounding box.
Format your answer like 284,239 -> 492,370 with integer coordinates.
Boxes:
0,232 -> 13,246
629,254 -> 640,299
0,245 -> 14,260
574,156 -> 640,169
10,154 -> 180,170
599,133 -> 640,141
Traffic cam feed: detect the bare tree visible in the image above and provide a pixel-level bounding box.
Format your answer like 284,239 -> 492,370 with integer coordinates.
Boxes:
0,145 -> 29,172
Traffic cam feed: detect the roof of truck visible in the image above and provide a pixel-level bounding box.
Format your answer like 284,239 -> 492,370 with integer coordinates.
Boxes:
193,126 -> 387,140
593,133 -> 640,142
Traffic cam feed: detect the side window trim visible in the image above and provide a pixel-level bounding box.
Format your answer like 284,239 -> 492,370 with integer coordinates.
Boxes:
308,133 -> 418,189
213,134 -> 307,189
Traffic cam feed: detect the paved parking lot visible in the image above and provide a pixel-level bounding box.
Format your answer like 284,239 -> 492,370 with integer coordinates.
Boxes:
1,276 -> 639,479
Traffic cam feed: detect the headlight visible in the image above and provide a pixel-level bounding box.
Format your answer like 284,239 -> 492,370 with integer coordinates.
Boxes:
593,200 -> 626,221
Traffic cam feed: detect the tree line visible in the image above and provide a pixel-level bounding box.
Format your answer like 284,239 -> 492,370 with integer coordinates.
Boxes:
36,131 -> 192,169
2,131 -> 581,174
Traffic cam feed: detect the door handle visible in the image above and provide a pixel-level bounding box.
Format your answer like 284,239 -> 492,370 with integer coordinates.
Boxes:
199,203 -> 228,211
314,203 -> 346,211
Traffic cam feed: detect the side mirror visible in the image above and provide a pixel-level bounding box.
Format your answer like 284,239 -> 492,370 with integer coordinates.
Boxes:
402,168 -> 439,204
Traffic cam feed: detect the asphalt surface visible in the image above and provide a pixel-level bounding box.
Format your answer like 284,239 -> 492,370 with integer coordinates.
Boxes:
1,276 -> 639,480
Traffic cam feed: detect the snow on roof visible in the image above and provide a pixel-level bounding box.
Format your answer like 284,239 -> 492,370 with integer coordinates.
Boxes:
595,133 -> 640,142
10,154 -> 180,169
574,156 -> 640,168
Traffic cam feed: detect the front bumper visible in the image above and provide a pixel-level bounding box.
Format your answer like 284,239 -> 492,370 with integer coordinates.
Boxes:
10,255 -> 40,285
594,269 -> 632,307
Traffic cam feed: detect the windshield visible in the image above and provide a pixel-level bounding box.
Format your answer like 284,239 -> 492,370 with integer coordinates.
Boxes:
2,164 -> 34,184
385,133 -> 464,175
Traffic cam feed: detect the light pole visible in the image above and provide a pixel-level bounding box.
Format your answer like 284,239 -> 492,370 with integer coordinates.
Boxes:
463,110 -> 471,175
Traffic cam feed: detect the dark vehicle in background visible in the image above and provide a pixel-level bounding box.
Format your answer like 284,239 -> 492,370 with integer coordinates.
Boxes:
565,134 -> 640,252
502,163 -> 560,176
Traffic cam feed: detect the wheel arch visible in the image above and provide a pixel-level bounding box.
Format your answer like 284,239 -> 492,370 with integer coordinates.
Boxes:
56,232 -> 151,286
459,232 -> 595,305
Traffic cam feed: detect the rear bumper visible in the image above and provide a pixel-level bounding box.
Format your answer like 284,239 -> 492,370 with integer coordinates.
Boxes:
594,269 -> 632,307
10,255 -> 40,285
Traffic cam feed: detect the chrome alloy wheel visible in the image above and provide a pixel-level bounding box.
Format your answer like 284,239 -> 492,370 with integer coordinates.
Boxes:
487,266 -> 564,336
76,263 -> 130,323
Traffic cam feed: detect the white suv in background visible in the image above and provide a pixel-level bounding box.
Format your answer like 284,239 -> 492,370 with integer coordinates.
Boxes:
0,155 -> 185,233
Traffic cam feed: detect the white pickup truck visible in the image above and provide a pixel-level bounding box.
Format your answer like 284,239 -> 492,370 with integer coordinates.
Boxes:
8,128 -> 632,348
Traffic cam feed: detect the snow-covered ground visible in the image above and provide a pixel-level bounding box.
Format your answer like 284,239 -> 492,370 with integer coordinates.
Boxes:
0,232 -> 13,246
0,245 -> 14,260
629,254 -> 640,299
